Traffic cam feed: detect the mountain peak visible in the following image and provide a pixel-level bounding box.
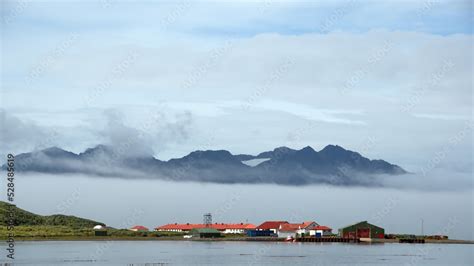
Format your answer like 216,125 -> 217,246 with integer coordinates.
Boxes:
40,147 -> 76,157
271,146 -> 296,156
168,149 -> 244,168
183,150 -> 236,162
255,146 -> 296,159
80,144 -> 115,157
320,144 -> 346,153
274,146 -> 292,152
318,144 -> 363,162
299,146 -> 316,153
82,144 -> 112,152
42,146 -> 65,153
188,149 -> 232,156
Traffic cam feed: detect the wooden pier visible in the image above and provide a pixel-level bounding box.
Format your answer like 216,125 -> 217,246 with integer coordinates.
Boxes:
296,237 -> 360,243
399,238 -> 425,244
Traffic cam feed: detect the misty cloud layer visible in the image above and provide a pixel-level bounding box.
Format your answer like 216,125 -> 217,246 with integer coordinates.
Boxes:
4,174 -> 472,240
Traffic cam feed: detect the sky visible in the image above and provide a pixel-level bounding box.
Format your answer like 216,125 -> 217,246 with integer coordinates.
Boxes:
0,0 -> 472,177
0,0 -> 473,236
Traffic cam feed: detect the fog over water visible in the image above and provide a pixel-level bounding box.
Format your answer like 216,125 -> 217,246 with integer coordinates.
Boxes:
3,174 -> 472,241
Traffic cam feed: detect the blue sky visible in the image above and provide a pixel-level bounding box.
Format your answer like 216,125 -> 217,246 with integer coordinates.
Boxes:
2,1 -> 473,36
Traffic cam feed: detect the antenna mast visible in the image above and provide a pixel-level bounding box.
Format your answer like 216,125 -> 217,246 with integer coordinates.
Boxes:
204,213 -> 212,227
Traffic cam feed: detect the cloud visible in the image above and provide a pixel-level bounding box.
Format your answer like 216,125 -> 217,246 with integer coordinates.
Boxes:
412,113 -> 472,121
97,108 -> 194,157
251,100 -> 366,125
0,109 -> 58,156
162,100 -> 365,125
4,31 -> 471,113
380,168 -> 473,191
100,109 -> 155,157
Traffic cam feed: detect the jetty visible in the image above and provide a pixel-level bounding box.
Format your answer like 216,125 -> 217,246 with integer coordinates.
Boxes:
296,237 -> 360,243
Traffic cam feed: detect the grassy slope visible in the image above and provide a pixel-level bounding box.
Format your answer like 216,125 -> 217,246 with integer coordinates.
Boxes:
0,226 -> 186,240
0,201 -> 104,227
0,201 -> 188,240
0,201 -> 104,239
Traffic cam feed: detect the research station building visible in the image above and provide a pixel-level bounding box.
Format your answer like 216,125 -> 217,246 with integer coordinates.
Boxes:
339,221 -> 385,239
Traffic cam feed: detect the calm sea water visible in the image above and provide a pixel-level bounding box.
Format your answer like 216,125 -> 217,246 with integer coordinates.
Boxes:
1,241 -> 473,265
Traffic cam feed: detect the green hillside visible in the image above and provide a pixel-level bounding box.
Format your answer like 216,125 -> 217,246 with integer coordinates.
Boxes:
0,201 -> 104,228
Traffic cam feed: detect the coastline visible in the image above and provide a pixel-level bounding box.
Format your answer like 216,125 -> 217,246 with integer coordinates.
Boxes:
3,236 -> 473,244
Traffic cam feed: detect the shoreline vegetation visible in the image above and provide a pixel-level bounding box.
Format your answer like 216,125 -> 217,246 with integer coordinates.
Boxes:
1,202 -> 473,244
0,229 -> 474,244
1,226 -> 473,244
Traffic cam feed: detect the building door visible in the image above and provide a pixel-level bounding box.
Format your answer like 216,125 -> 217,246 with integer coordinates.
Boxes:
345,232 -> 356,238
357,228 -> 370,238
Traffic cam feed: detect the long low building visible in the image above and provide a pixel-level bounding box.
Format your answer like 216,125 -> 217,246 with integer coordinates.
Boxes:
155,223 -> 256,234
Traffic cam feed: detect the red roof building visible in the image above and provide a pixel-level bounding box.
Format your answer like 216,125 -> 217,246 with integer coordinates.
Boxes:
308,225 -> 333,237
279,223 -> 302,231
276,221 -> 319,238
155,223 -> 256,234
156,223 -> 197,232
130,225 -> 149,232
279,221 -> 317,231
256,221 -> 289,232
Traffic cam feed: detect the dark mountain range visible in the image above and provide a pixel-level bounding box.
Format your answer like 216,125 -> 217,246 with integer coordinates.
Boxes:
3,144 -> 407,186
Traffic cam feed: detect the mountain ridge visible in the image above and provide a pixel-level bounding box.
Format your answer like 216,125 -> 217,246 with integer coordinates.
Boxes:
3,144 -> 407,186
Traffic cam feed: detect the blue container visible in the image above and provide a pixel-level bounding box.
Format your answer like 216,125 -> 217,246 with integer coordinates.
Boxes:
247,230 -> 272,237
